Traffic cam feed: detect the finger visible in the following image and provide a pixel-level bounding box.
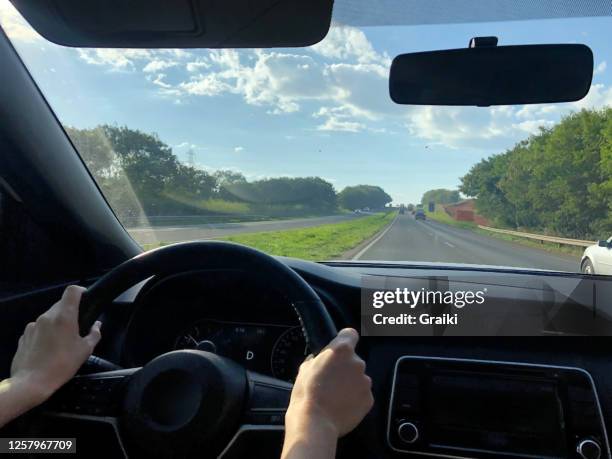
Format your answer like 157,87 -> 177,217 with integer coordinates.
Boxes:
61,285 -> 85,312
83,320 -> 102,350
330,328 -> 359,350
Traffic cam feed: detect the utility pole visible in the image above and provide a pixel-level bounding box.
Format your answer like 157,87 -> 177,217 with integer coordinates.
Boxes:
186,148 -> 195,168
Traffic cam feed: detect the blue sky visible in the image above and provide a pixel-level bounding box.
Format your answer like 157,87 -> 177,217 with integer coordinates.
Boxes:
1,1 -> 611,204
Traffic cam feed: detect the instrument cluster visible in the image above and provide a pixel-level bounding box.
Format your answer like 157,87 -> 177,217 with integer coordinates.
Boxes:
175,319 -> 308,382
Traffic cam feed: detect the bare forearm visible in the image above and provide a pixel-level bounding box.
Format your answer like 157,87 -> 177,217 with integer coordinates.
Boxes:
282,408 -> 338,459
0,377 -> 47,428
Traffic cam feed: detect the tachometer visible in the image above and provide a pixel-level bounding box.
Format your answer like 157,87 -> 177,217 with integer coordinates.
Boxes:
271,326 -> 308,382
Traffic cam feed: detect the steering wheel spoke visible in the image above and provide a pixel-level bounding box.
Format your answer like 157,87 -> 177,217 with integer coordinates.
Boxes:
244,371 -> 292,426
43,368 -> 138,417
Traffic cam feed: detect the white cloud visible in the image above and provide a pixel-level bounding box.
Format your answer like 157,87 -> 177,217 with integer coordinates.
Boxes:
148,73 -> 172,89
179,73 -> 233,96
26,11 -> 607,149
186,58 -> 211,72
179,49 -> 338,114
234,146 -> 244,152
311,25 -> 390,67
58,22 -> 392,132
317,117 -> 365,132
0,0 -> 41,43
515,104 -> 559,119
512,119 -> 554,134
571,83 -> 612,110
143,59 -> 177,73
594,61 -> 607,76
76,48 -> 189,72
77,49 -> 152,71
407,105 -> 547,149
405,82 -> 612,150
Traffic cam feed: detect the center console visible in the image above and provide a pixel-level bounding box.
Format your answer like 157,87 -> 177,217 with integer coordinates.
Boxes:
387,357 -> 610,459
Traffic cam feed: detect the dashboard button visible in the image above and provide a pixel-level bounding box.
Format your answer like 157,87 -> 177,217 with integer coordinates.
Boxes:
577,439 -> 601,459
397,422 -> 419,444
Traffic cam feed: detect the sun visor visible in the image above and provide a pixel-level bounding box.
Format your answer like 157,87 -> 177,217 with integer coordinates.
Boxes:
8,0 -> 334,48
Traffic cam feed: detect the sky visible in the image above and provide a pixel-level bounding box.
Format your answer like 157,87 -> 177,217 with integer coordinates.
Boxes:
1,1 -> 611,205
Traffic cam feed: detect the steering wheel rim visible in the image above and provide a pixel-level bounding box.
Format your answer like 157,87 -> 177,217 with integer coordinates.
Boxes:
43,241 -> 340,457
79,240 -> 337,355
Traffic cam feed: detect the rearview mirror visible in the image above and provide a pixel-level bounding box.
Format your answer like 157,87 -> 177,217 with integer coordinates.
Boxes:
389,42 -> 593,106
9,0 -> 334,48
598,240 -> 611,248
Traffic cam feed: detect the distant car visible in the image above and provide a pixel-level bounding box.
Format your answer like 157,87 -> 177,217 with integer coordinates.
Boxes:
581,238 -> 612,275
414,209 -> 426,221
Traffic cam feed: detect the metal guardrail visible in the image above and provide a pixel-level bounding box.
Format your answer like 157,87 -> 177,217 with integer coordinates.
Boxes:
478,225 -> 596,248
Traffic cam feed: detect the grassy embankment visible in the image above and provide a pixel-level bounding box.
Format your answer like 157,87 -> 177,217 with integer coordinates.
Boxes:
142,212 -> 395,258
221,212 -> 395,260
425,206 -> 584,257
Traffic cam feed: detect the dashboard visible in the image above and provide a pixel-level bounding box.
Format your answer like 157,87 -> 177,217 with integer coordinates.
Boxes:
102,259 -> 612,458
120,269 -> 314,383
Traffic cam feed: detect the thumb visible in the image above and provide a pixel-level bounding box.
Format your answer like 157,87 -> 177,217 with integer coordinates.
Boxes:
83,320 -> 102,350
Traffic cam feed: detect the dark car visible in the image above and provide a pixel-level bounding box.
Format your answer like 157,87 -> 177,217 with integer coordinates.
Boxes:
414,209 -> 426,220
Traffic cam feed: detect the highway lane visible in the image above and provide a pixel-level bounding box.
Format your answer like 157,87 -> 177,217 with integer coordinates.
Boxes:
356,213 -> 579,272
128,213 -> 364,245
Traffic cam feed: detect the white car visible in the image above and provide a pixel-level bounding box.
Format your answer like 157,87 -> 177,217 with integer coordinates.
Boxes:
581,237 -> 612,275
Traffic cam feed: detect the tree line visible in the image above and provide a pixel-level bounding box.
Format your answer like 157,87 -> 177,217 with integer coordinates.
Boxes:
460,107 -> 612,239
66,125 -> 392,220
420,189 -> 461,206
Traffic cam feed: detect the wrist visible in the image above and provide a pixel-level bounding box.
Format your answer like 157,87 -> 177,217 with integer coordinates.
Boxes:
283,402 -> 338,459
285,400 -> 339,440
10,373 -> 55,406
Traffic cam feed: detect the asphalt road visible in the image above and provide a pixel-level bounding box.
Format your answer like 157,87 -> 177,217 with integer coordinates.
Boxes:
356,213 -> 580,272
128,214 -> 363,245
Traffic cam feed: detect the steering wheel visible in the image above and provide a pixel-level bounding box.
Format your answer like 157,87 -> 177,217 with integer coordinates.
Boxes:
46,241 -> 337,457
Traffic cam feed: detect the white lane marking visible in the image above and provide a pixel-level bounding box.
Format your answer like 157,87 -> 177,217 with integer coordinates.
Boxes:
444,241 -> 455,248
352,214 -> 399,260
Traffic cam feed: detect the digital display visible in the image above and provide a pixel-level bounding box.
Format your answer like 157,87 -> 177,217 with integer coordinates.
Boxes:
426,373 -> 567,457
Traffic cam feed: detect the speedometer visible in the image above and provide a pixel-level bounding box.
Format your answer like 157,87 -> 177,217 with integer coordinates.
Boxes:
271,326 -> 308,382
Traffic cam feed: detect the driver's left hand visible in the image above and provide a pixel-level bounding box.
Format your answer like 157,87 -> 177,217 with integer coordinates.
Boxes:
10,285 -> 102,403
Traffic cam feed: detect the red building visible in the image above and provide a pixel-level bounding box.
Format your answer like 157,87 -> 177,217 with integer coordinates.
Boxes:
443,200 -> 490,226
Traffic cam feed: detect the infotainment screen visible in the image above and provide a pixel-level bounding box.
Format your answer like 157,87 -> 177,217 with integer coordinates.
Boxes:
426,373 -> 567,457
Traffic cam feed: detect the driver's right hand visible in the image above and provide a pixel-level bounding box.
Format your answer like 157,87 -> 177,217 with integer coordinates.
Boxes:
285,328 -> 374,439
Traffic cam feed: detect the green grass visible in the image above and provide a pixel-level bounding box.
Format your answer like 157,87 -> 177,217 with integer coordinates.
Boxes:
219,212 -> 396,260
424,206 -> 477,230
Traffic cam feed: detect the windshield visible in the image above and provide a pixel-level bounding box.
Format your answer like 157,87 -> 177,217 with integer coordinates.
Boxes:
1,1 -> 611,273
